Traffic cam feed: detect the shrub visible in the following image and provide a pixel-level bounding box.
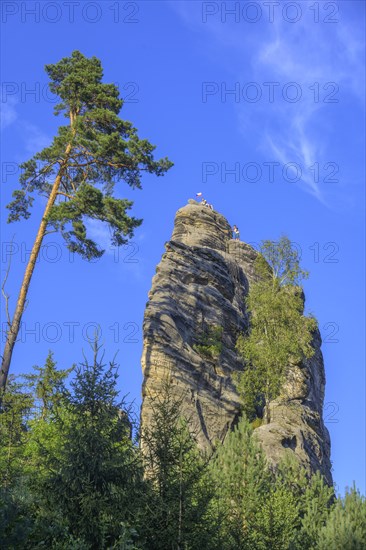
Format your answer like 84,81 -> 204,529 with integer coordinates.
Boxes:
251,417 -> 263,429
193,325 -> 223,359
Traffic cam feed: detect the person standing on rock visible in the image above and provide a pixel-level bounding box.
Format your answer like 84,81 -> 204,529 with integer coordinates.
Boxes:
232,225 -> 240,240
203,199 -> 213,210
196,193 -> 213,210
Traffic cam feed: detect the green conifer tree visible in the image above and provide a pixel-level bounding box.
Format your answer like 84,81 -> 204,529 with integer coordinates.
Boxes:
140,377 -> 212,550
25,351 -> 72,419
297,471 -> 334,548
269,453 -> 334,549
208,415 -> 270,549
317,486 -> 366,550
0,379 -> 33,547
1,50 -> 173,390
0,379 -> 32,488
255,483 -> 300,550
25,345 -> 142,549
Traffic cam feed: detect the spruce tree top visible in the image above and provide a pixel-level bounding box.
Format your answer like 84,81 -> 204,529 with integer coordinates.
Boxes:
7,50 -> 173,259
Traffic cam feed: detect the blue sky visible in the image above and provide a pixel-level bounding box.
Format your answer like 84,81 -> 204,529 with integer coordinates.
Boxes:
1,1 -> 365,494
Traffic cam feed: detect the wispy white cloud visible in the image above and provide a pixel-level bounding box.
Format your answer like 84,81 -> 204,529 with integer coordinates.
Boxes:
85,218 -> 146,280
0,94 -> 51,157
250,9 -> 364,203
171,0 -> 365,206
85,219 -> 112,251
0,95 -> 18,130
22,122 -> 50,155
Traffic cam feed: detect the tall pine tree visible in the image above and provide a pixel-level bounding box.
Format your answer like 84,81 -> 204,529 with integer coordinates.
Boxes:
1,50 -> 173,390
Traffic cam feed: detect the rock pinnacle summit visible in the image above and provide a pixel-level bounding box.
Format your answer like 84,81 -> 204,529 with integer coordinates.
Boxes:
141,200 -> 332,485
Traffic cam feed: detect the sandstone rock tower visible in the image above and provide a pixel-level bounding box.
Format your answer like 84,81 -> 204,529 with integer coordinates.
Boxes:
141,200 -> 332,485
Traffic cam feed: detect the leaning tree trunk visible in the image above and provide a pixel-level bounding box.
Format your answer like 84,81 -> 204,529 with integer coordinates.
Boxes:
0,144 -> 72,392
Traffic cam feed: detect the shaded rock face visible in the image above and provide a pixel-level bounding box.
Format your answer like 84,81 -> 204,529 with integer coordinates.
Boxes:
141,201 -> 333,485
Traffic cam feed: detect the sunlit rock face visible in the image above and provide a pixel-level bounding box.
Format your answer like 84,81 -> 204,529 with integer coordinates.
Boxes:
140,200 -> 333,486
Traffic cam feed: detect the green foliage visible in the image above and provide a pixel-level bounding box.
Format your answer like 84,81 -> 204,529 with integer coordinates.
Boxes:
0,380 -> 34,547
251,417 -> 263,429
0,379 -> 33,487
275,453 -> 334,548
140,377 -> 213,549
193,325 -> 223,359
0,478 -> 34,549
208,415 -> 271,549
0,350 -> 173,549
207,417 -> 335,550
7,50 -> 173,259
24,351 -> 72,418
317,486 -> 366,549
23,346 -> 143,549
299,473 -> 334,548
254,236 -> 309,286
236,237 -> 317,422
1,347 -> 364,550
255,484 -> 300,550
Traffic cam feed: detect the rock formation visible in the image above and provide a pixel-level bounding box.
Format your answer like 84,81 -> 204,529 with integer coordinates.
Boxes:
141,200 -> 333,485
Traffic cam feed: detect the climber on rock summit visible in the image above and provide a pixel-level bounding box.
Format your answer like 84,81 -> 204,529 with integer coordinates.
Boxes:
232,225 -> 240,240
196,193 -> 214,211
